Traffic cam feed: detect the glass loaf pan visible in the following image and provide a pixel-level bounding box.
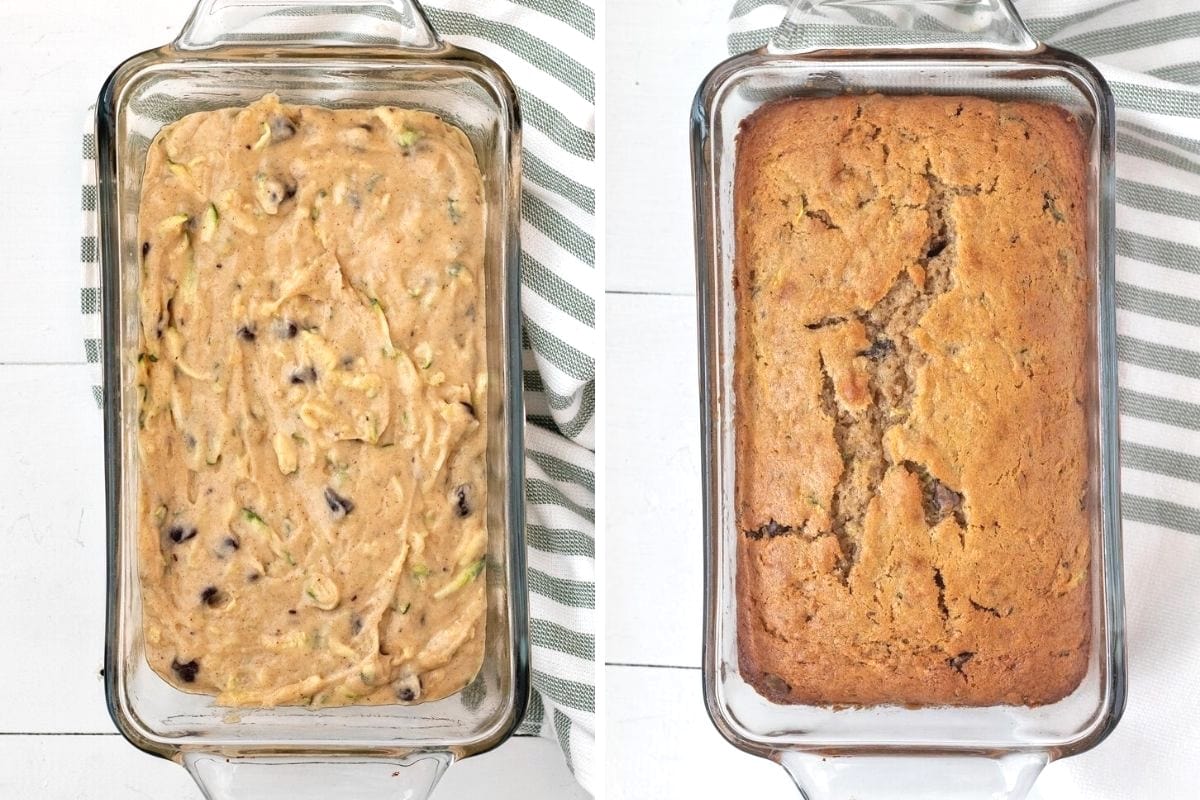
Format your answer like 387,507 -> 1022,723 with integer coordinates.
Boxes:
96,2 -> 527,798
691,1 -> 1124,798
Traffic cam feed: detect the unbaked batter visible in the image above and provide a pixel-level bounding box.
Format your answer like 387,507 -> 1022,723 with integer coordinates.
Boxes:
135,94 -> 487,707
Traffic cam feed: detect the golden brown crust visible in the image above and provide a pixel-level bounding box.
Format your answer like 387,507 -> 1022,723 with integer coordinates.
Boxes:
733,95 -> 1091,707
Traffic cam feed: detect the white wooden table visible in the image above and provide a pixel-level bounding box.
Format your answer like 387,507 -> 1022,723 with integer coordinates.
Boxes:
606,1 -> 1200,798
0,2 -> 585,797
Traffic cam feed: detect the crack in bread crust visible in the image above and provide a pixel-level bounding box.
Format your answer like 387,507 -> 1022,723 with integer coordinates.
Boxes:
744,143 -> 967,571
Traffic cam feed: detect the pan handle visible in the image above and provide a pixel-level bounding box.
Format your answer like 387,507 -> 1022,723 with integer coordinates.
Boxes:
766,0 -> 1039,55
778,751 -> 1049,800
176,0 -> 443,52
183,751 -> 453,800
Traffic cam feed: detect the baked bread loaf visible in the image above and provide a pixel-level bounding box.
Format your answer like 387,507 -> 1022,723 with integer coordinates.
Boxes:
733,94 -> 1091,707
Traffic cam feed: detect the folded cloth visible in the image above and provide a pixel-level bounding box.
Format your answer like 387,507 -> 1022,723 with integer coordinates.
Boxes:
81,0 -> 595,793
728,1 -> 1200,797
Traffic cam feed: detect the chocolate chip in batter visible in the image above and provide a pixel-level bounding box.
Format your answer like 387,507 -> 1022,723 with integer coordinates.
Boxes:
324,487 -> 355,518
350,614 -> 363,636
289,366 -> 317,385
394,674 -> 422,702
460,401 -> 476,418
200,586 -> 225,607
141,241 -> 151,258
455,485 -> 472,518
167,525 -> 198,544
236,325 -> 256,342
269,114 -> 297,142
276,319 -> 299,339
171,658 -> 200,683
247,572 -> 261,583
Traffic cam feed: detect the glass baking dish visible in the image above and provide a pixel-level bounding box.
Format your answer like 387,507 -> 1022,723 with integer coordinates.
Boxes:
96,2 -> 527,798
692,1 -> 1124,798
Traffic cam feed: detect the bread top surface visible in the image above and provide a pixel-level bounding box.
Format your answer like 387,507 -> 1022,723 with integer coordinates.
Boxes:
733,94 -> 1092,706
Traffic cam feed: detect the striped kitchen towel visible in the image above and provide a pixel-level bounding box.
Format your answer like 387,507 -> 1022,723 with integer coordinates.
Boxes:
81,0 -> 595,793
729,1 -> 1200,797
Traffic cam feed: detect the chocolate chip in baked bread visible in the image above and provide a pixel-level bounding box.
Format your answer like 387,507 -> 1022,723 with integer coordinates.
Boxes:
905,461 -> 967,528
933,481 -> 963,517
948,652 -> 975,674
760,673 -> 792,699
857,338 -> 895,361
745,518 -> 792,540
